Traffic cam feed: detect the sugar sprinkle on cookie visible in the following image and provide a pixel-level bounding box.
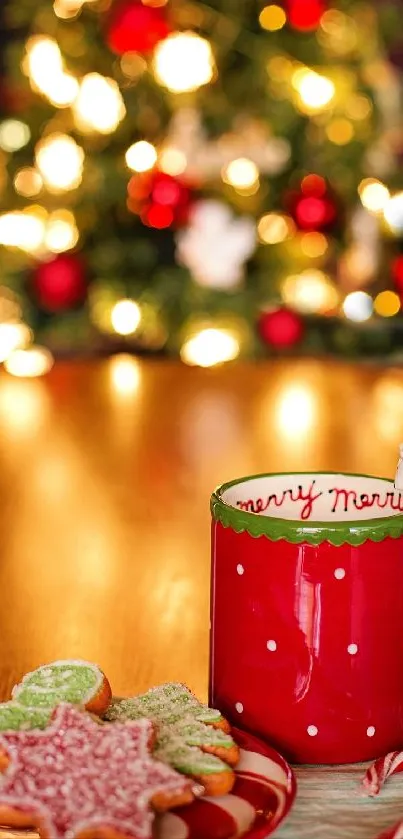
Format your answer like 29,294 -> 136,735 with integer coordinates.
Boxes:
105,682 -> 239,796
0,703 -> 193,839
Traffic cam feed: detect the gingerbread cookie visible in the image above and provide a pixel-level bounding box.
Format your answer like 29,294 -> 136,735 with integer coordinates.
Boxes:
11,659 -> 112,719
105,683 -> 239,796
0,703 -> 193,839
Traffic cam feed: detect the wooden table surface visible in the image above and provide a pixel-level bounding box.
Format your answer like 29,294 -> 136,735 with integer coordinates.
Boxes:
0,355 -> 403,839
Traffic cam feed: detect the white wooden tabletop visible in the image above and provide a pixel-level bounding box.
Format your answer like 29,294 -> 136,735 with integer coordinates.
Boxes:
0,764 -> 402,839
276,763 -> 403,839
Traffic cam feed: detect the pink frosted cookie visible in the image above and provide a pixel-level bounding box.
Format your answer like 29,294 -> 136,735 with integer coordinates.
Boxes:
0,703 -> 193,839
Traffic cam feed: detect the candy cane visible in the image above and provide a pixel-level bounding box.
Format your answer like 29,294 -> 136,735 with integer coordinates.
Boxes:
363,751 -> 403,796
375,819 -> 403,839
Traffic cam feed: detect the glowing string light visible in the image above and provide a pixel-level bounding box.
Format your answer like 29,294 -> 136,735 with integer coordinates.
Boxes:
374,291 -> 400,318
282,270 -> 338,314
126,141 -> 157,172
300,232 -> 328,257
45,210 -> 79,253
25,36 -> 78,107
259,5 -> 287,31
358,179 -> 390,214
326,119 -> 354,145
223,158 -> 259,192
35,134 -> 84,193
0,323 -> 31,362
343,291 -> 373,322
154,32 -> 215,93
159,147 -> 187,175
384,192 -> 403,233
180,328 -> 240,367
5,346 -> 54,378
14,168 -> 43,198
109,354 -> 141,396
73,74 -> 126,134
0,120 -> 30,152
276,384 -> 316,439
257,213 -> 294,244
293,68 -> 335,112
0,211 -> 45,252
111,300 -> 141,335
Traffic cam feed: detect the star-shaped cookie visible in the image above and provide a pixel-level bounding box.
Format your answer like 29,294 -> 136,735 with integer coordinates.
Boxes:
0,703 -> 193,839
105,683 -> 240,796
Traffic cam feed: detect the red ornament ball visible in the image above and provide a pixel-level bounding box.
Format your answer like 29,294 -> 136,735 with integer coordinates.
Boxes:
392,255 -> 403,291
127,171 -> 191,228
287,0 -> 325,31
289,174 -> 337,231
107,1 -> 171,55
258,308 -> 304,349
32,254 -> 86,312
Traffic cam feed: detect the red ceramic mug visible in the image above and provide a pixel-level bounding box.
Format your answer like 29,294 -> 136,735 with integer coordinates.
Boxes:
210,472 -> 403,764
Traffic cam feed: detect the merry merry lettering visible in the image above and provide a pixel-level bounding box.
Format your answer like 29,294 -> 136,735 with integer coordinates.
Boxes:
236,481 -> 403,521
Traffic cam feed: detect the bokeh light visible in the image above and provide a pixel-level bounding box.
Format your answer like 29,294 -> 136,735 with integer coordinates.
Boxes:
126,141 -> 157,172
53,0 -> 83,19
326,118 -> 354,145
0,120 -> 30,153
223,158 -> 259,192
73,74 -> 126,134
25,36 -> 78,107
14,168 -> 43,198
288,0 -> 325,32
343,291 -> 373,322
159,147 -> 187,176
180,328 -> 240,367
345,95 -> 372,121
300,232 -> 328,257
374,290 -> 401,317
4,346 -> 54,378
282,269 -> 338,314
47,74 -> 79,108
258,213 -> 294,244
384,192 -> 403,233
53,0 -> 97,18
276,383 -> 317,440
373,376 -> 403,444
259,5 -> 287,31
120,52 -> 147,80
25,36 -> 63,87
293,68 -> 335,112
358,178 -> 390,214
0,323 -> 31,362
111,299 -> 141,335
109,354 -> 141,396
35,134 -> 84,192
154,32 -> 215,93
45,210 -> 79,253
0,210 -> 45,252
267,55 -> 294,81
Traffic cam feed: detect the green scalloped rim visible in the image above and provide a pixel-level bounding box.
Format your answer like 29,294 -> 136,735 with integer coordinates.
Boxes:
211,471 -> 403,547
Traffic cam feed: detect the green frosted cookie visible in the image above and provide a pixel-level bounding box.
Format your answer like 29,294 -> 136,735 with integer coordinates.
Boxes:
0,702 -> 51,731
105,683 -> 239,785
12,660 -> 107,709
0,659 -> 111,732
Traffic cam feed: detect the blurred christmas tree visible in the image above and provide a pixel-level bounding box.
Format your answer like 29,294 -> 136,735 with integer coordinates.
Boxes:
0,0 -> 402,371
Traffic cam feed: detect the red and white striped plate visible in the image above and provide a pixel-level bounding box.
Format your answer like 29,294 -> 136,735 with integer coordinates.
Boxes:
158,727 -> 296,839
0,728 -> 296,839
